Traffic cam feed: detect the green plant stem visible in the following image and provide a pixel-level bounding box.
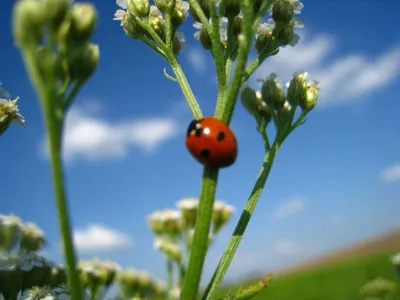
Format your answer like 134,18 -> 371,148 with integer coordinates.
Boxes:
221,0 -> 254,125
180,166 -> 219,300
23,50 -> 83,300
202,142 -> 280,300
187,0 -> 212,36
165,12 -> 173,50
63,80 -> 83,110
136,18 -> 203,120
167,259 -> 174,292
209,0 -> 227,119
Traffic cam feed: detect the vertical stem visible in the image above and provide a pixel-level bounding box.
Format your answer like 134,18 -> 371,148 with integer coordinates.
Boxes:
167,259 -> 174,291
23,51 -> 83,300
180,166 -> 219,300
202,143 -> 280,300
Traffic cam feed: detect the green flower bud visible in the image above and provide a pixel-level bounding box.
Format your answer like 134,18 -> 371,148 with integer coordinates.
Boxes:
212,201 -> 235,234
67,43 -> 100,82
154,0 -> 176,13
98,260 -> 121,287
49,267 -> 67,287
70,3 -> 98,42
233,15 -> 242,36
12,0 -> 45,48
152,281 -> 167,296
148,211 -> 166,235
137,271 -> 153,291
171,0 -> 188,28
122,13 -> 145,40
240,87 -> 272,131
154,238 -> 181,262
20,222 -> 46,252
0,215 -> 22,251
255,31 -> 275,55
236,274 -> 272,300
42,0 -> 71,30
127,0 -> 150,18
190,0 -> 210,22
277,25 -> 300,46
173,33 -> 185,56
286,72 -> 308,106
177,198 -> 198,230
0,98 -> 25,137
272,0 -> 294,24
149,13 -> 165,39
199,28 -> 212,50
300,81 -> 319,112
118,268 -> 140,297
261,73 -> 286,109
219,0 -> 241,17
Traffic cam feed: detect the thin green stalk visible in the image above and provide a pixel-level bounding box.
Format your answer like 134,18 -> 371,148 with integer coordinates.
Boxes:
167,54 -> 203,120
180,166 -> 219,300
187,0 -> 212,36
136,18 -> 203,120
209,0 -> 227,116
221,0 -> 254,125
167,259 -> 174,292
23,50 -> 83,300
252,0 -> 275,32
165,12 -> 174,50
63,80 -> 83,110
202,142 -> 280,300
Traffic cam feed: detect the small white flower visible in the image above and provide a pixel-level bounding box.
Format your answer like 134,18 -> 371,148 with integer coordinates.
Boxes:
169,286 -> 181,299
177,198 -> 199,210
193,17 -> 229,44
256,19 -> 276,38
0,98 -> 25,126
150,5 -> 162,17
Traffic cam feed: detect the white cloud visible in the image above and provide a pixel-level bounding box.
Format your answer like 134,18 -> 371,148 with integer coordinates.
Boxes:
274,197 -> 306,218
42,106 -> 179,161
255,32 -> 400,105
274,239 -> 303,255
380,163 -> 400,182
73,224 -> 132,253
185,47 -> 208,74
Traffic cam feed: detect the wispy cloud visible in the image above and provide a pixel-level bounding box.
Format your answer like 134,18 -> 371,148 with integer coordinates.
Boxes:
185,46 -> 208,74
254,32 -> 400,105
274,197 -> 306,219
41,104 -> 179,161
73,224 -> 132,253
380,163 -> 400,182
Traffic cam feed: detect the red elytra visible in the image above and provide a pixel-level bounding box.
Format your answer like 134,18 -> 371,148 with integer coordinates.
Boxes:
185,117 -> 238,168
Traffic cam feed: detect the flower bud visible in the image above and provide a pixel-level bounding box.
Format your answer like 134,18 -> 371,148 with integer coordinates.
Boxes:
177,198 -> 198,230
154,238 -> 181,262
12,0 -> 45,48
233,15 -> 242,36
42,0 -> 71,30
148,211 -> 165,235
219,0 -> 241,18
272,0 -> 295,24
20,222 -> 46,252
261,73 -> 286,109
173,32 -> 185,56
149,15 -> 165,38
137,270 -> 153,290
241,87 -> 272,131
0,215 -> 22,252
286,72 -> 308,106
161,209 -> 183,238
67,43 -> 100,82
0,98 -> 25,137
199,28 -> 212,50
277,25 -> 300,47
152,281 -> 167,296
49,266 -> 67,287
122,13 -> 145,40
154,0 -> 176,13
171,0 -> 189,28
127,0 -> 150,18
118,268 -> 140,298
300,81 -> 319,112
212,201 -> 235,234
70,3 -> 97,42
190,0 -> 210,22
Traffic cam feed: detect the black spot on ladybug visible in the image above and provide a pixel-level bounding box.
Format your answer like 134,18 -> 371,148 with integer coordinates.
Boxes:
217,131 -> 225,142
187,120 -> 199,137
195,128 -> 203,136
201,149 -> 210,157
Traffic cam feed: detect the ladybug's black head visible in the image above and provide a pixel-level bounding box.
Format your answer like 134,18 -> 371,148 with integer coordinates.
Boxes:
186,119 -> 203,137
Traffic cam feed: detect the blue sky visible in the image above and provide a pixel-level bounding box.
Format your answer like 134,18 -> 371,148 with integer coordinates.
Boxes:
1,0 -> 400,289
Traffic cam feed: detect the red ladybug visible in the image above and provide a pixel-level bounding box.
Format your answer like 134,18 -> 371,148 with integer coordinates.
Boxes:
185,117 -> 238,168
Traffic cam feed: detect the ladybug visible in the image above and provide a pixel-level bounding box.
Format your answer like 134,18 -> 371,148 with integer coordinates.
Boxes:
185,117 -> 238,168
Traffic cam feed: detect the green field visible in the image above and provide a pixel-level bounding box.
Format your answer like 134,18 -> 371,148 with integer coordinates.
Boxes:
217,249 -> 400,300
